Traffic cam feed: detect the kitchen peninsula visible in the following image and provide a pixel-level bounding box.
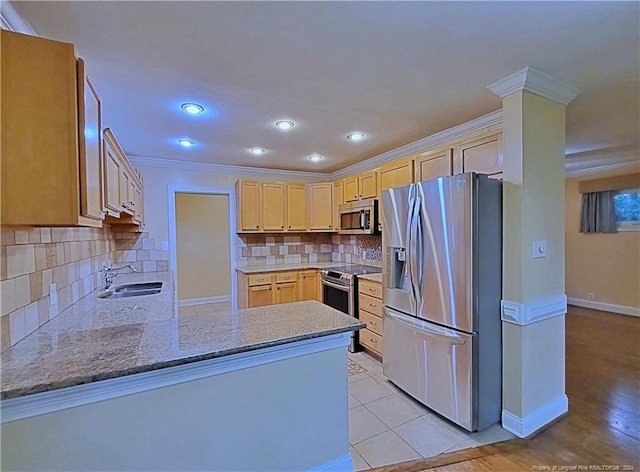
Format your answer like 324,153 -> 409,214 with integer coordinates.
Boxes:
1,272 -> 363,472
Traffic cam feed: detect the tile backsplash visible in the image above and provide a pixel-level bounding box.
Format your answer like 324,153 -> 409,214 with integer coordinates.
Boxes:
236,233 -> 382,268
1,226 -> 115,351
113,232 -> 170,272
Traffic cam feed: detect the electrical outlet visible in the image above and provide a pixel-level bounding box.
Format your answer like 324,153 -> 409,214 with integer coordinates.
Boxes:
587,292 -> 595,301
162,240 -> 169,251
49,283 -> 58,306
361,250 -> 367,260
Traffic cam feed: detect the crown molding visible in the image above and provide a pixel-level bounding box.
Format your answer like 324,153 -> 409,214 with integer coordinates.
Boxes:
565,160 -> 640,178
0,1 -> 37,35
331,109 -> 503,179
488,67 -> 580,105
128,156 -> 330,181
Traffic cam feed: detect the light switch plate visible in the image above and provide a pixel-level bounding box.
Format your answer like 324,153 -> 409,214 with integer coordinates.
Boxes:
49,283 -> 58,306
532,240 -> 547,259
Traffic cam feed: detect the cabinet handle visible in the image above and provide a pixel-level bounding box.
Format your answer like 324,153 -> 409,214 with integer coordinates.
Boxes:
277,287 -> 280,290
370,338 -> 377,344
369,303 -> 376,307
281,225 -> 284,229
328,225 -> 331,228
288,225 -> 291,228
354,195 -> 357,198
256,225 -> 259,229
370,320 -> 377,325
369,288 -> 375,292
359,194 -> 362,198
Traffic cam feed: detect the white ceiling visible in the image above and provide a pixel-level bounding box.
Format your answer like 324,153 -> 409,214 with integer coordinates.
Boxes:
11,1 -> 640,174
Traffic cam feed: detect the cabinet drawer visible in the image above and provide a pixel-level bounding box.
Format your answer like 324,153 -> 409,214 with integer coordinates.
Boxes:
360,329 -> 383,355
359,310 -> 383,336
359,280 -> 382,299
359,293 -> 382,317
275,272 -> 298,283
248,274 -> 273,286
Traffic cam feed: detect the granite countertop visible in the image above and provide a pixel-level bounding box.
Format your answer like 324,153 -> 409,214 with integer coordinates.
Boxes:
359,273 -> 383,284
236,262 -> 340,274
0,272 -> 364,400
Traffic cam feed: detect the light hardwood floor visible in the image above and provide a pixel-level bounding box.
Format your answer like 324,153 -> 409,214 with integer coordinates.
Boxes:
373,305 -> 640,471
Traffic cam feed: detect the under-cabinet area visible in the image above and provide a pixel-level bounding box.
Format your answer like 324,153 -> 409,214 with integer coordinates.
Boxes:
0,30 -> 144,230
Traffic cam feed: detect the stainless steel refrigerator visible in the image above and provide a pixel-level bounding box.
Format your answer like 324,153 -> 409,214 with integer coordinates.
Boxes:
382,172 -> 502,432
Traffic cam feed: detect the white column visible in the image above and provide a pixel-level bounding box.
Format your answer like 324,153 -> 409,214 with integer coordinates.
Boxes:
488,68 -> 579,437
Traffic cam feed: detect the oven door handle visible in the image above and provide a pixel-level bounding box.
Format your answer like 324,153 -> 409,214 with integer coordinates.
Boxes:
321,279 -> 351,292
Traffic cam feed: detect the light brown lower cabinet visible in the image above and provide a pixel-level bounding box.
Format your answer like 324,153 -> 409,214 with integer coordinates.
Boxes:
358,279 -> 384,358
248,284 -> 273,308
274,282 -> 298,304
238,269 -> 322,309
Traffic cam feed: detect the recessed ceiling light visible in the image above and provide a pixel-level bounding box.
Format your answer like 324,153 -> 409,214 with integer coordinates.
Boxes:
181,103 -> 204,115
275,120 -> 295,130
347,132 -> 365,141
177,139 -> 196,147
250,147 -> 266,155
308,154 -> 323,162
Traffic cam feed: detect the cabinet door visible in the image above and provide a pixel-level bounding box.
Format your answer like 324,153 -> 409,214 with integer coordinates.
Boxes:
344,177 -> 359,202
248,285 -> 273,308
103,138 -> 122,216
238,181 -> 262,232
308,183 -> 334,231
133,185 -> 143,225
275,282 -> 298,304
128,179 -> 137,212
454,133 -> 502,176
286,183 -> 307,231
379,158 -> 414,192
299,271 -> 317,301
263,183 -> 286,231
119,169 -> 133,214
359,171 -> 378,199
416,148 -> 453,182
77,59 -> 104,222
333,180 -> 344,231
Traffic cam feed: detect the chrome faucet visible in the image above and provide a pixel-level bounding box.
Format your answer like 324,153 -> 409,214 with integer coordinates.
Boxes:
102,263 -> 136,290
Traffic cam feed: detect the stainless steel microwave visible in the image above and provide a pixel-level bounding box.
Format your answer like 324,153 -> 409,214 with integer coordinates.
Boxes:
338,198 -> 379,234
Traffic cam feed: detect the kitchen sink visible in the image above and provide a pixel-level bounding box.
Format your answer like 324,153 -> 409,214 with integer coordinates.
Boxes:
115,282 -> 163,292
98,281 -> 163,299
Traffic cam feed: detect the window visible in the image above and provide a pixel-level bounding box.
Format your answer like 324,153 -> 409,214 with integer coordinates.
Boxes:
614,189 -> 640,231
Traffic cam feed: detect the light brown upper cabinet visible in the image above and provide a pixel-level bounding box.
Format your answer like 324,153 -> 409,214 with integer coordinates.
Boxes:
1,31 -> 105,227
333,180 -> 344,230
237,180 -> 262,232
102,128 -> 144,229
262,183 -> 287,231
308,183 -> 334,231
378,158 -> 415,192
453,133 -> 503,177
344,171 -> 378,202
103,133 -> 124,217
415,148 -> 454,182
286,184 -> 307,231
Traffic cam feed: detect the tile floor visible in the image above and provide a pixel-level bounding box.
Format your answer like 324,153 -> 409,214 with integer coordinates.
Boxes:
347,351 -> 515,470
178,303 -> 514,470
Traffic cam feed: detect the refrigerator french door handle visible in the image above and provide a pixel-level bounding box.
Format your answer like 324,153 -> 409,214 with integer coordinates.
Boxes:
409,196 -> 421,312
385,308 -> 466,344
405,194 -> 417,305
415,196 -> 425,298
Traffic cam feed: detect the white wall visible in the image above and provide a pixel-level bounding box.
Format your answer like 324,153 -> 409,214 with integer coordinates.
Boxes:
1,347 -> 349,471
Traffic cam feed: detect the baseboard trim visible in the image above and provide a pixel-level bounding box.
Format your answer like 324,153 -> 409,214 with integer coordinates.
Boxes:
307,454 -> 352,472
567,298 -> 640,317
501,294 -> 567,326
178,295 -> 230,307
502,394 -> 568,438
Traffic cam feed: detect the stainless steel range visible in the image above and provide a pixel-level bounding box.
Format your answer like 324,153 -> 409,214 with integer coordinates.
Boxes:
320,264 -> 382,352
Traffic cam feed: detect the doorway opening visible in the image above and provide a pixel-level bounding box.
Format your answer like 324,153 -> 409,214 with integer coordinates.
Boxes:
168,186 -> 237,313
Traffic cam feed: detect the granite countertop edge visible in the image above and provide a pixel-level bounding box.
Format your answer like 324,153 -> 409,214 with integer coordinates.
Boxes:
359,273 -> 383,283
236,262 -> 339,274
1,322 -> 364,401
